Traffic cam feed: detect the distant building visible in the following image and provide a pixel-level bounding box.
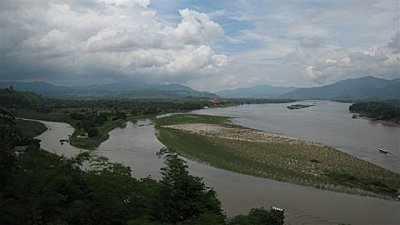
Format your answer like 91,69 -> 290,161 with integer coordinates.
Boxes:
208,99 -> 222,104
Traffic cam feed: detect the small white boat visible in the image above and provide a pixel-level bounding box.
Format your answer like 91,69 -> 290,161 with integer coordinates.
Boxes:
378,148 -> 388,154
270,206 -> 284,212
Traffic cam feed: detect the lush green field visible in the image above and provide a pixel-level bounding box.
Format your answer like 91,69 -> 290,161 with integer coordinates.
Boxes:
156,114 -> 400,198
157,113 -> 231,126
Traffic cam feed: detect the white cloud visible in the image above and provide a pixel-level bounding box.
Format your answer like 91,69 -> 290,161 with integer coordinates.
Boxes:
299,38 -> 325,48
289,23 -> 329,38
1,0 -> 226,84
172,8 -> 224,45
1,0 -> 398,90
387,32 -> 399,53
221,75 -> 239,86
305,37 -> 399,84
226,30 -> 274,44
102,0 -> 150,8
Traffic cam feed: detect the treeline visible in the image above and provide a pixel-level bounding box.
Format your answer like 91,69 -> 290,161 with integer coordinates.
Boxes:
1,89 -> 296,148
349,102 -> 400,123
224,98 -> 295,105
1,88 -> 295,115
0,109 -> 284,225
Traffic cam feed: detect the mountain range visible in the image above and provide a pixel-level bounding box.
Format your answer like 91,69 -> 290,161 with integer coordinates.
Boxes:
2,76 -> 399,100
216,85 -> 296,98
217,76 -> 399,101
0,82 -> 218,99
280,76 -> 399,100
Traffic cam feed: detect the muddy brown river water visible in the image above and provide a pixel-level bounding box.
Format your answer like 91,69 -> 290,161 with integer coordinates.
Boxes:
35,115 -> 400,225
193,101 -> 400,173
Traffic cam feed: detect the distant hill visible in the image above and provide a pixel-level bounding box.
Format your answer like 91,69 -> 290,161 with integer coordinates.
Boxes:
119,84 -> 218,99
280,76 -> 400,101
1,81 -> 218,99
0,88 -> 45,106
216,85 -> 296,98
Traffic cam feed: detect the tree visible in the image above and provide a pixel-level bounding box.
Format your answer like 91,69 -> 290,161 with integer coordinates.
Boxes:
158,148 -> 225,223
87,127 -> 99,137
229,208 -> 284,225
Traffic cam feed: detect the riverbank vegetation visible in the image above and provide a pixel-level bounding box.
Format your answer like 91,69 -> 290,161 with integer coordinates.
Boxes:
156,114 -> 400,199
1,88 -> 295,149
15,119 -> 47,139
0,111 -> 284,225
287,104 -> 315,110
349,101 -> 400,124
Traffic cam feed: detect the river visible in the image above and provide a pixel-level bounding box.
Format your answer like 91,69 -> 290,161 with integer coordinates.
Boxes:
34,113 -> 400,225
193,101 -> 400,173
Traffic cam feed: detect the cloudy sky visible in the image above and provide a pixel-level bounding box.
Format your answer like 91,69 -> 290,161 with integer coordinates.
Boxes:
1,0 -> 399,91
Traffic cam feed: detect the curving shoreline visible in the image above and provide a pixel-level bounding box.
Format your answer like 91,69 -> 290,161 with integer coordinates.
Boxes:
192,101 -> 400,173
156,114 -> 400,199
34,118 -> 400,225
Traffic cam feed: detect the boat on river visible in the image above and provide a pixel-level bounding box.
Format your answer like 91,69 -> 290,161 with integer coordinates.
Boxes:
378,148 -> 388,154
59,139 -> 69,145
270,206 -> 284,214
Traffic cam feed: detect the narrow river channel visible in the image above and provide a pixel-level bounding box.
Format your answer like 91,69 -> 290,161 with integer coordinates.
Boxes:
34,118 -> 400,225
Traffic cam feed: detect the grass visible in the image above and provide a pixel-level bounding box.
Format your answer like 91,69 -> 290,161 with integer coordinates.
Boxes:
15,119 -> 47,138
156,114 -> 231,126
69,119 -> 126,149
156,114 -> 400,199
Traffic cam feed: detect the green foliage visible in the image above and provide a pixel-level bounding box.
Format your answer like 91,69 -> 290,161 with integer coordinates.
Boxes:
0,113 -> 285,225
69,118 -> 125,149
287,104 -> 314,110
229,208 -> 284,225
324,171 -> 398,196
158,148 -> 224,223
0,149 -> 226,225
0,108 -> 20,148
87,127 -> 99,137
0,89 -> 45,107
5,89 -> 295,150
15,119 -> 47,139
349,102 -> 400,123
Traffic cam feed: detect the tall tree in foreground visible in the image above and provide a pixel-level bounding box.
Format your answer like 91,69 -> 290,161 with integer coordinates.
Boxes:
158,148 -> 226,224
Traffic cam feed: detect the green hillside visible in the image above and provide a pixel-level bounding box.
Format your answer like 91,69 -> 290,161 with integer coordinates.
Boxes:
0,88 -> 45,106
281,76 -> 399,101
